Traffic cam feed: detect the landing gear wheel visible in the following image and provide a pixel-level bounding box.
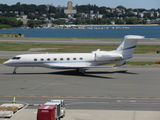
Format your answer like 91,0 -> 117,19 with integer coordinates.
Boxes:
13,71 -> 16,74
76,68 -> 86,75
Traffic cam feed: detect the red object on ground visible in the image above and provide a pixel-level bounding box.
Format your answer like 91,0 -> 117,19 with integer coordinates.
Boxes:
37,106 -> 56,120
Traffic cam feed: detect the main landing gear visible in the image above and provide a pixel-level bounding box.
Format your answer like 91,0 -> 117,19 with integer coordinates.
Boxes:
76,68 -> 86,75
13,67 -> 18,74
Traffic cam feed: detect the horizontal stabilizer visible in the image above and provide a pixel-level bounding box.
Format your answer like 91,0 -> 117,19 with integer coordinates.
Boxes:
114,59 -> 127,67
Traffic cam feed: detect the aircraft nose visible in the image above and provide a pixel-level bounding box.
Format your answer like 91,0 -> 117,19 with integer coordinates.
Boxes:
3,61 -> 8,65
3,60 -> 12,66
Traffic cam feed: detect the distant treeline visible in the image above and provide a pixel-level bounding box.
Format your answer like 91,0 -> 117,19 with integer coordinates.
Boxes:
0,16 -> 23,29
0,3 -> 160,19
0,3 -> 160,28
0,2 -> 64,19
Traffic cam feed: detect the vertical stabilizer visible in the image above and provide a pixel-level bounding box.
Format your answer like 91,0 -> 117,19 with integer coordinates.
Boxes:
115,35 -> 144,58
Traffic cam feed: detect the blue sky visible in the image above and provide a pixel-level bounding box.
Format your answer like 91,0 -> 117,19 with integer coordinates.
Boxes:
0,0 -> 160,9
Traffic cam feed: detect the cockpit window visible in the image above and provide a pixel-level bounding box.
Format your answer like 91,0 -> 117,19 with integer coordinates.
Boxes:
12,57 -> 21,60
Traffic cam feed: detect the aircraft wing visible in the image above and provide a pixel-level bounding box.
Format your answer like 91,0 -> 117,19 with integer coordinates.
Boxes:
43,63 -> 114,69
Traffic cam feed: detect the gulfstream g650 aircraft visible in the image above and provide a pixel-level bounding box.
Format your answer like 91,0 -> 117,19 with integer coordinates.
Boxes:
3,35 -> 144,74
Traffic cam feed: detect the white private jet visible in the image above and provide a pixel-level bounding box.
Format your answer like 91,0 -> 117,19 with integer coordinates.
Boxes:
3,35 -> 145,74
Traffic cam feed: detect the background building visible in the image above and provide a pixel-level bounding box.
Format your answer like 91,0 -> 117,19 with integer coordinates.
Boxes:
64,1 -> 77,15
67,1 -> 73,10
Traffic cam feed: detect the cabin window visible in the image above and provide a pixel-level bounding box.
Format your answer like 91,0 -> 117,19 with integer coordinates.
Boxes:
47,58 -> 50,61
41,58 -> 44,61
80,57 -> 83,60
67,58 -> 70,60
12,57 -> 21,60
34,58 -> 37,61
73,58 -> 76,60
54,58 -> 57,61
60,58 -> 63,61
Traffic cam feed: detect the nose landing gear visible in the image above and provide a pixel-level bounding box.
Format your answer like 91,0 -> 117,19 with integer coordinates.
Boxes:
13,67 -> 18,74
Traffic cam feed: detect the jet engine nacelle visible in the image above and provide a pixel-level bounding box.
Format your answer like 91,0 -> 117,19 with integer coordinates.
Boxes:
93,51 -> 122,61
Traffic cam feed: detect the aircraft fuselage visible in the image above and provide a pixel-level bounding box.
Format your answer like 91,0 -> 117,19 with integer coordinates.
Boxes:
3,52 -> 122,69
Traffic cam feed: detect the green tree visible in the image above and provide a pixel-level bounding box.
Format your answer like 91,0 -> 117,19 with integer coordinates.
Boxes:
116,5 -> 126,10
0,16 -> 23,28
125,17 -> 138,24
115,19 -> 124,24
27,20 -> 35,28
99,7 -> 107,14
52,20 -> 66,25
48,6 -> 56,13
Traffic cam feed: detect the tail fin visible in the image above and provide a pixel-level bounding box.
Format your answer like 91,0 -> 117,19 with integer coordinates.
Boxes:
115,35 -> 145,58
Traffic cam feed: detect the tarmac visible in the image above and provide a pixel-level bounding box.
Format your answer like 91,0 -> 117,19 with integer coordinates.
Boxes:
1,65 -> 160,120
8,109 -> 160,120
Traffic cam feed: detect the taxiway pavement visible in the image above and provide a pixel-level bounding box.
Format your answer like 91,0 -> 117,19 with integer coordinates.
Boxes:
0,65 -> 160,120
8,109 -> 160,120
0,65 -> 160,106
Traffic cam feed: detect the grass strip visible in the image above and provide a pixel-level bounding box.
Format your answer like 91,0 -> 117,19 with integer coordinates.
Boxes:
0,42 -> 160,54
0,33 -> 160,40
125,61 -> 158,66
0,34 -> 122,40
0,59 -> 8,64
